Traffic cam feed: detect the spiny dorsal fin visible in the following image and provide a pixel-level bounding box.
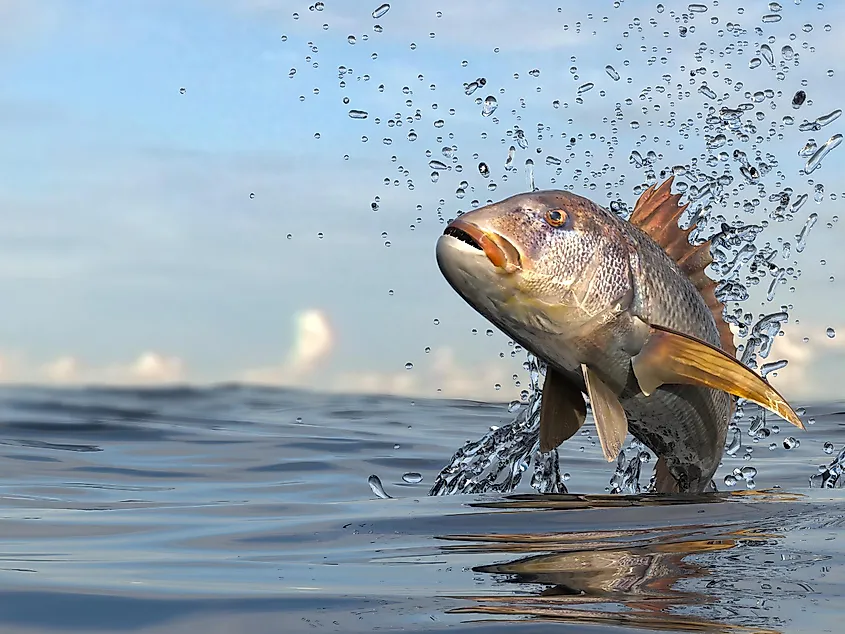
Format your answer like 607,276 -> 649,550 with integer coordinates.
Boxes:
630,176 -> 735,358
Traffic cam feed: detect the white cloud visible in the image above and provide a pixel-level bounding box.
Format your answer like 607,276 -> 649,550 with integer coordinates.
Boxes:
331,346 -> 519,401
241,308 -> 334,385
42,355 -> 78,383
767,326 -> 845,402
127,352 -> 185,383
35,351 -> 185,386
238,307 -> 517,400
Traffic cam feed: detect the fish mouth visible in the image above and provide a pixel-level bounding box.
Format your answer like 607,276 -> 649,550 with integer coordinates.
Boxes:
442,219 -> 521,272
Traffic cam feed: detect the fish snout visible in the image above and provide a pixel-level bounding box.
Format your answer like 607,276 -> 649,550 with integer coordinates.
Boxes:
442,219 -> 522,273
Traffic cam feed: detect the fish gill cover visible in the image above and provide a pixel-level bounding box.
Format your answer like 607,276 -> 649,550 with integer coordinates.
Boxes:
286,1 -> 844,495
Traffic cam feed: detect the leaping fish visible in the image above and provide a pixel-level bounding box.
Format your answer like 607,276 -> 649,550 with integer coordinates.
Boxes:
435,177 -> 803,493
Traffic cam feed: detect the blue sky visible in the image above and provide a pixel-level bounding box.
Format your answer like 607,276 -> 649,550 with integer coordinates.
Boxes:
0,0 -> 843,402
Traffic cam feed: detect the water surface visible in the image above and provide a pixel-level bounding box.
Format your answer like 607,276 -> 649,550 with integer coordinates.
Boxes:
0,386 -> 842,633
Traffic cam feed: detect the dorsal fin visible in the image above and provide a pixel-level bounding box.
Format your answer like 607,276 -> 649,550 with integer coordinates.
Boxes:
630,176 -> 735,358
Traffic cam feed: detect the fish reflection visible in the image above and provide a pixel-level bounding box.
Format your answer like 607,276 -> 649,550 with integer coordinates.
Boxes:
440,493 -> 794,633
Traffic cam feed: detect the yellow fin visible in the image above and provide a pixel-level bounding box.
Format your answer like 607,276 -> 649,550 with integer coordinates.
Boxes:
631,177 -> 735,358
539,368 -> 587,452
631,323 -> 804,430
581,364 -> 628,462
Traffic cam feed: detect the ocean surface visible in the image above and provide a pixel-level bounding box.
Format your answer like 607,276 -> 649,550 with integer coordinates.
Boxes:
0,385 -> 842,634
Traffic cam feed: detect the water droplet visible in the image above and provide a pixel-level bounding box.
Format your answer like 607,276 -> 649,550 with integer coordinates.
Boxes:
368,474 -> 391,499
762,14 -> 783,23
577,82 -> 595,95
827,327 -> 836,338
348,109 -> 368,119
792,90 -> 807,108
179,87 -> 186,95
688,3 -> 707,12
402,472 -> 423,484
726,427 -> 741,456
478,162 -> 489,177
698,84 -> 717,99
348,35 -> 357,44
816,109 -> 842,128
781,45 -> 794,60
482,95 -> 498,117
605,65 -> 620,81
429,160 -> 448,170
741,466 -> 758,480
372,3 -> 390,19
804,133 -> 843,174
404,362 -> 414,370
795,212 -> 817,253
525,158 -> 535,191
824,442 -> 835,455
783,436 -> 800,449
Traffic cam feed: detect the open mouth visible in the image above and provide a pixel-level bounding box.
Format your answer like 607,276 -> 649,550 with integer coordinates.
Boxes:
444,226 -> 483,250
442,219 -> 521,272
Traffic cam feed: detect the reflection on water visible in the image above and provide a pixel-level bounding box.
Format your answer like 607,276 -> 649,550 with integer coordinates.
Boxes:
441,494 -> 785,632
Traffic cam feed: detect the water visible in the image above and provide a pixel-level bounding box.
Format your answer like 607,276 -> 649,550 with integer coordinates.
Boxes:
1,385 -> 843,633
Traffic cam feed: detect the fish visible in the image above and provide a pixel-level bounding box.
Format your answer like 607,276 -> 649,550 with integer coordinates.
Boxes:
435,177 -> 803,493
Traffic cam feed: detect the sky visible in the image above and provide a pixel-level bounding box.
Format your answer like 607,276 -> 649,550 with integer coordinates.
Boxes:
0,0 -> 843,403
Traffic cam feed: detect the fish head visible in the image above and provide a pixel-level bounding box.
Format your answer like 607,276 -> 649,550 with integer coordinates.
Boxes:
436,190 -> 635,357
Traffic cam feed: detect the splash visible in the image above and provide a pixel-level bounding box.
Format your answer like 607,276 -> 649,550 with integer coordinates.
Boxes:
429,354 -> 569,495
809,445 -> 845,488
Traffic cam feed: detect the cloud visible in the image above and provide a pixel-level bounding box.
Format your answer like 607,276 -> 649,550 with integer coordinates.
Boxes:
767,326 -> 845,402
238,307 -> 517,400
241,308 -> 334,385
42,355 -> 78,383
331,346 -> 519,401
36,351 -> 185,386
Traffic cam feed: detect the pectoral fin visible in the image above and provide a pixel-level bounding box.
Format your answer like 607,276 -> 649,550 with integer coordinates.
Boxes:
581,364 -> 629,462
539,368 -> 587,453
631,323 -> 804,430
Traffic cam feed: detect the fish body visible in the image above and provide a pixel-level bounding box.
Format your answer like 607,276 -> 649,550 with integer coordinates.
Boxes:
435,178 -> 802,493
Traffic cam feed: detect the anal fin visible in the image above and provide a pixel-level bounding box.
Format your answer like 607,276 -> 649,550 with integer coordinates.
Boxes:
631,323 -> 804,430
581,364 -> 628,462
539,368 -> 587,453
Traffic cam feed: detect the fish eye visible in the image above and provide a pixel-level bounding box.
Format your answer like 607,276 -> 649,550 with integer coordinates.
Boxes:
544,209 -> 567,228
